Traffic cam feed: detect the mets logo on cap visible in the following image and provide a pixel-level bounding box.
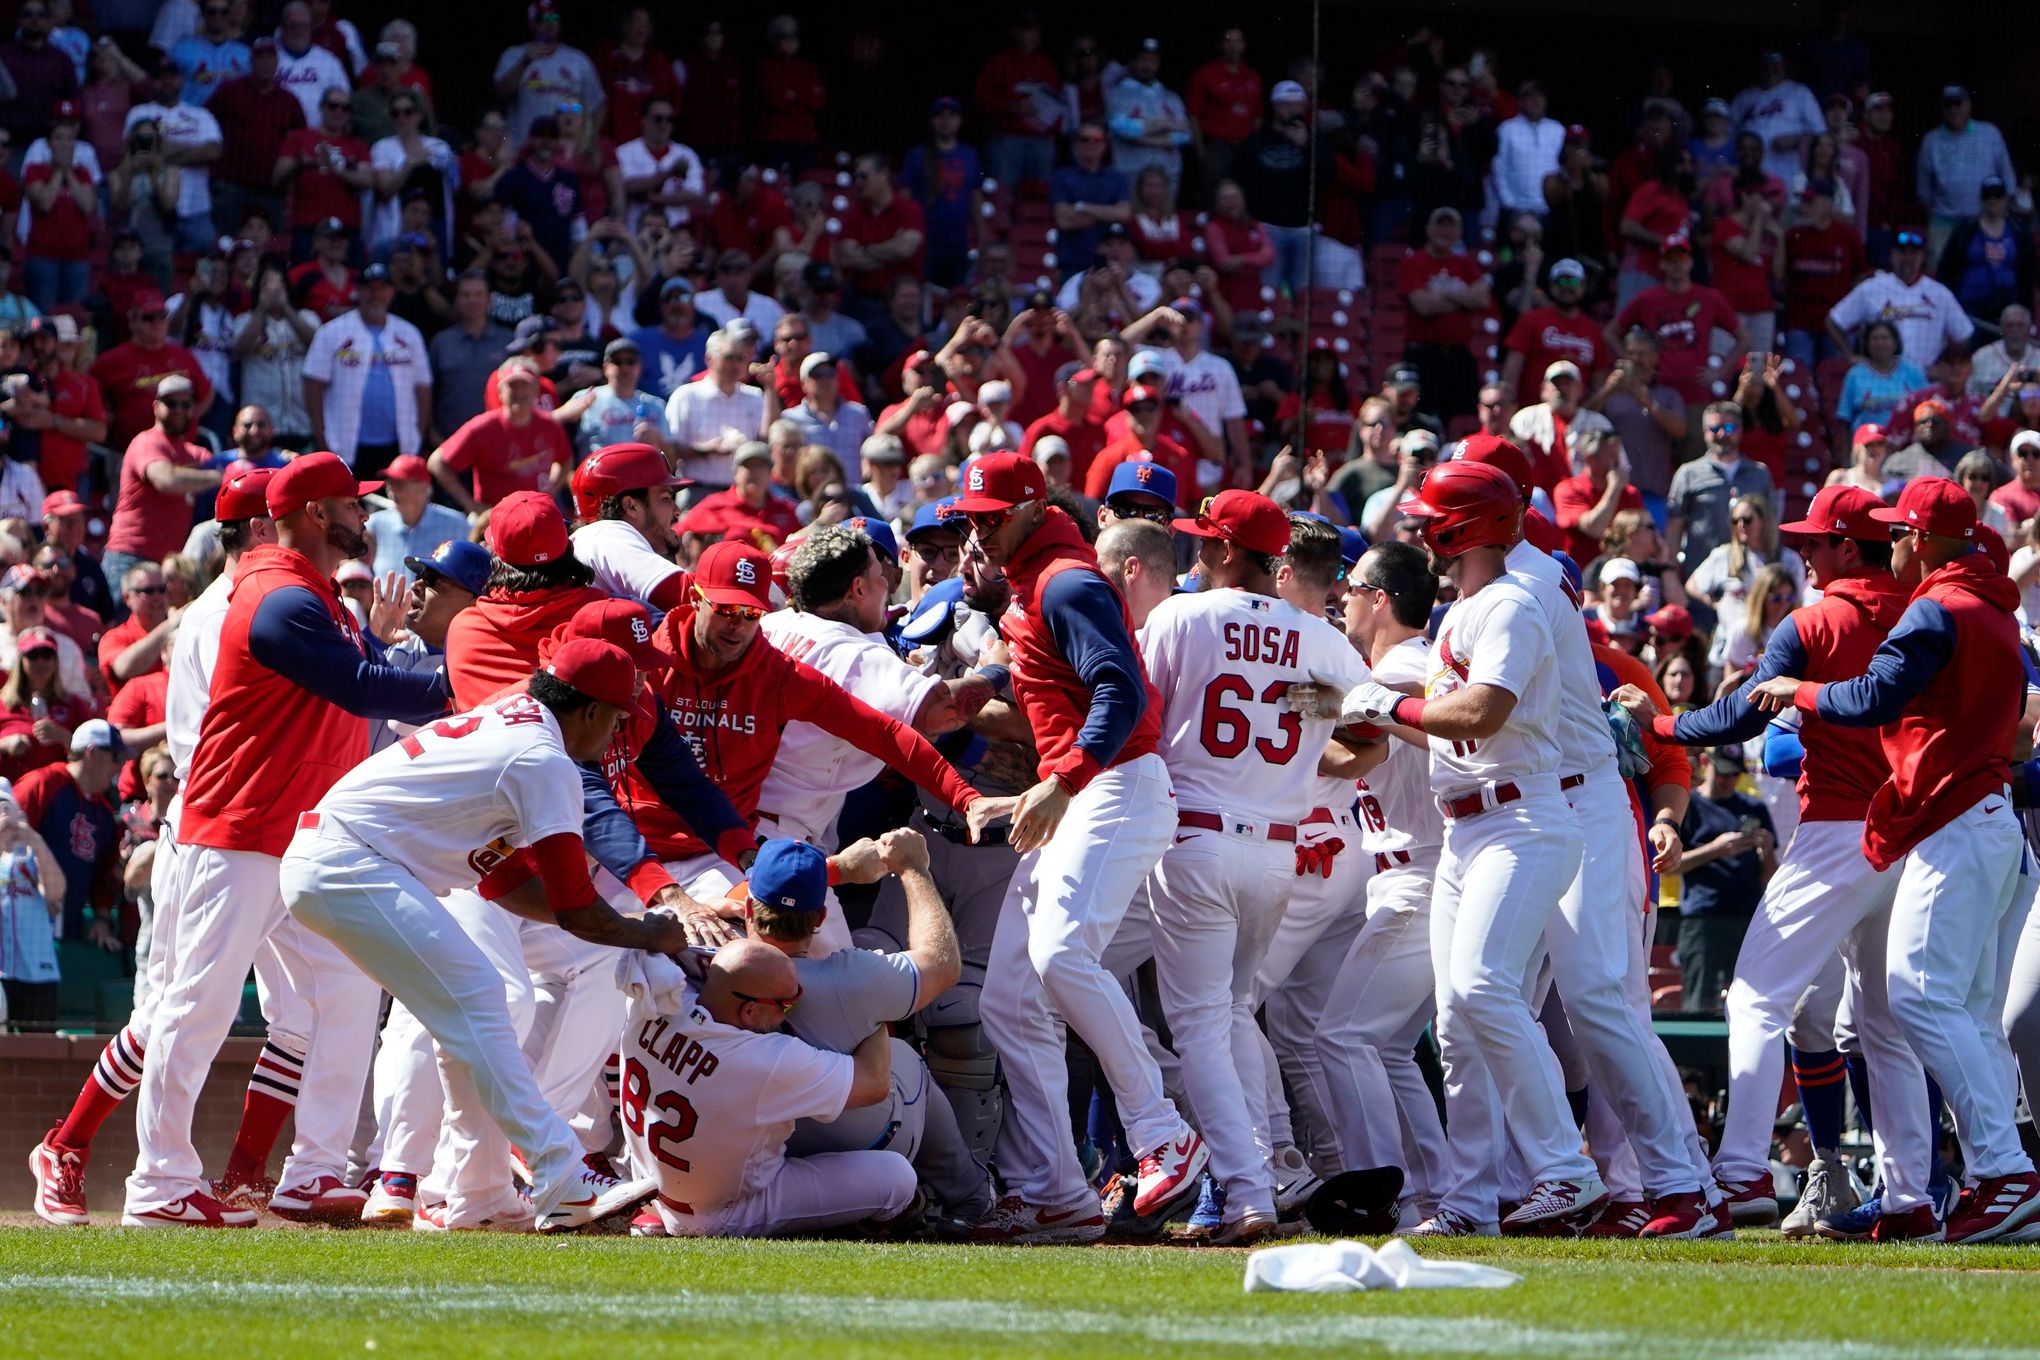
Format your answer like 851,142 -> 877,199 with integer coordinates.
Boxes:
1135,464 -> 1155,484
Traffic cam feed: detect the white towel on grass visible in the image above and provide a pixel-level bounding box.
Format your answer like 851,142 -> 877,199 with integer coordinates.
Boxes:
1243,1239 -> 1521,1293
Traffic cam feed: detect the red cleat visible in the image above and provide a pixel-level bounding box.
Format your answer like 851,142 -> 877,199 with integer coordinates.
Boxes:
29,1135 -> 89,1226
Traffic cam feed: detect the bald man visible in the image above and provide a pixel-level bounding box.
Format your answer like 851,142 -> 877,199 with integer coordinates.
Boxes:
1095,518 -> 1178,629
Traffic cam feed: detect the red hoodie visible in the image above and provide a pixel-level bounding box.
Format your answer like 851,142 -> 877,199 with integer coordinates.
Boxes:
444,586 -> 609,711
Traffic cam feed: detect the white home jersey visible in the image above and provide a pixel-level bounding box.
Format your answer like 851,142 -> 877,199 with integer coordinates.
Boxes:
569,519 -> 687,606
621,987 -> 853,1213
1140,588 -> 1370,823
308,691 -> 584,895
1424,575 -> 1563,792
758,611 -> 943,839
1358,635 -> 1445,853
164,570 -> 233,779
1507,541 -> 1619,777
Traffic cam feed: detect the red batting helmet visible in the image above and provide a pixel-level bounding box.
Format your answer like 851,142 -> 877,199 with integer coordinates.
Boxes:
1397,461 -> 1523,558
1453,433 -> 1534,504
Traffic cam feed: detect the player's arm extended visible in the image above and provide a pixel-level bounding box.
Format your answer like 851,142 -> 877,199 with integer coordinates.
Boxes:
1639,617 -> 1808,747
1755,601 -> 1952,725
844,1026 -> 894,1110
1038,570 -> 1147,791
248,585 -> 451,723
1319,729 -> 1389,778
479,832 -> 689,953
1360,681 -> 1517,741
788,658 -> 983,814
631,703 -> 756,866
882,829 -> 961,1009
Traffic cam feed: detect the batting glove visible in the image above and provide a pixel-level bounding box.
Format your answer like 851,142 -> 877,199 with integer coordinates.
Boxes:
1284,669 -> 1350,720
1340,680 -> 1407,727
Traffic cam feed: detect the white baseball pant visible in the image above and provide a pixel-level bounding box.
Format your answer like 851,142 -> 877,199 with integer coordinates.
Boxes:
519,918 -> 627,1152
1885,793 -> 2031,1181
1712,818 -> 1930,1209
279,830 -> 586,1225
1149,821 -> 1295,1218
1547,770 -> 1709,1197
130,800 -> 186,1018
981,753 -> 1183,1209
1429,785 -> 1595,1221
650,1150 -> 917,1237
2002,858 -> 2040,1106
1316,854 -> 1449,1201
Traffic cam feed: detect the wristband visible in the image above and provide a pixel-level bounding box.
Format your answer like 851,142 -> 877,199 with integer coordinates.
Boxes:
973,663 -> 1010,694
825,858 -> 843,888
1389,696 -> 1427,731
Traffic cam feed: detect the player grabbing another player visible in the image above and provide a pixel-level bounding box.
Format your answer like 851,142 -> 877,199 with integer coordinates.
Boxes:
1749,477 -> 2039,1245
567,443 -> 693,607
959,450 -> 1210,1243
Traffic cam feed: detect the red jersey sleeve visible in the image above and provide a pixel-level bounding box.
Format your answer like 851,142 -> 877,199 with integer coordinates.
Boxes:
781,657 -> 980,813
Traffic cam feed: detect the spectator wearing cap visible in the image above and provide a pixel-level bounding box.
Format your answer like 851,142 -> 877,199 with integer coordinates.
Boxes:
365,454 -> 467,581
13,718 -> 121,954
161,249 -> 240,441
1105,37 -> 1189,191
1826,421 -> 1893,496
1553,424 -> 1645,566
1918,86 -> 2015,261
101,376 -> 221,594
858,434 -> 913,520
761,311 -> 868,412
1021,363 -> 1107,484
696,247 -> 784,337
1936,176 -> 2034,325
1608,234 -> 1747,407
873,350 -> 953,456
615,95 -> 702,234
1827,228 -> 1978,374
89,296 -> 214,449
0,1 -> 80,150
627,278 -> 708,401
1889,350 -> 1984,449
1050,121 -> 1132,277
119,59 -> 222,255
1507,360 -> 1612,493
302,263 -> 430,477
753,15 -> 824,174
1778,182 -> 1867,372
676,441 -> 801,550
40,491 -> 108,621
556,336 -> 672,459
169,0 -> 249,105
493,0 -> 602,146
1492,80 -> 1564,226
666,328 -> 767,486
429,358 -> 571,514
20,317 -> 105,495
1855,93 -> 1907,260
1613,144 -> 1697,310
1728,52 -> 1823,184
1671,746 -> 1776,1013
1689,97 -> 1736,185
20,102 -> 96,311
541,276 -> 604,396
779,352 -> 875,480
1359,428 -> 1444,542
900,97 -> 985,290
789,263 -> 868,370
1396,207 -> 1490,424
1184,28 -> 1260,191
834,155 -> 926,319
971,380 -> 1025,452
1234,83 -> 1321,297
1500,258 -> 1613,396
1082,382 -> 1194,505
425,270 -> 512,439
0,602 -> 96,783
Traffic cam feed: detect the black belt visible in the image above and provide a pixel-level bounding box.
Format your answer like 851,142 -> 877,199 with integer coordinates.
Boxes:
933,818 -> 1008,847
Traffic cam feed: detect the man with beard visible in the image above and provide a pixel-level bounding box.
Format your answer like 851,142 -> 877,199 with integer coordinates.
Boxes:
566,443 -> 692,608
101,376 -> 223,594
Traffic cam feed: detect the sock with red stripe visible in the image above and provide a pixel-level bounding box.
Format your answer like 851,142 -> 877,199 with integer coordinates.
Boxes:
1790,1046 -> 1847,1153
50,1024 -> 149,1152
221,1039 -> 304,1188
604,1051 -> 621,1108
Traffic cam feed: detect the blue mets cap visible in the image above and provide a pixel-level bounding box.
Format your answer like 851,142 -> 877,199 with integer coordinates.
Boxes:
1106,460 -> 1177,506
748,838 -> 827,913
405,538 -> 492,596
1338,527 -> 1368,568
906,496 -> 965,542
844,516 -> 899,563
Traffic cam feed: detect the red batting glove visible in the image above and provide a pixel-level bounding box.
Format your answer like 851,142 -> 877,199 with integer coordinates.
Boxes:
1313,837 -> 1346,879
1294,842 -> 1320,877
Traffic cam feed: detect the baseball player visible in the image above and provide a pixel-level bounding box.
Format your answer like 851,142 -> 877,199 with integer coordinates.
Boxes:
281,640 -> 679,1232
1615,485 -> 1936,1239
29,470 -> 278,1226
1457,434 -> 1718,1238
122,455 -> 453,1229
567,443 -> 695,607
957,450 -> 1208,1244
1138,491 -> 1369,1244
621,934 -> 917,1237
1749,477 -> 2039,1244
1313,540 -> 1452,1223
1331,460 -> 1605,1237
444,492 -> 609,709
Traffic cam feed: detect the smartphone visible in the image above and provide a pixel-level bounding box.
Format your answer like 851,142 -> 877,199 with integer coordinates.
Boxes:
1737,815 -> 1762,836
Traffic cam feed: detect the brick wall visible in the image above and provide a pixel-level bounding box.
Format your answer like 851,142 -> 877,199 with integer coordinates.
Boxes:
1,1035 -> 283,1212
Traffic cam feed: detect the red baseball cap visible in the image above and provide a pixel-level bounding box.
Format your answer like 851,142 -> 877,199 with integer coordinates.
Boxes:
1661,233 -> 1693,256
1643,603 -> 1695,645
15,625 -> 57,655
487,490 -> 571,566
1454,434 -> 1533,503
952,450 -> 1046,513
41,490 -> 85,518
1780,485 -> 1887,540
1172,489 -> 1292,555
267,451 -> 383,517
1976,523 -> 2011,573
215,467 -> 276,521
1913,398 -> 1950,423
1851,422 -> 1889,447
130,289 -> 167,314
383,454 -> 430,482
571,442 -> 691,520
694,540 -> 774,608
1121,383 -> 1162,410
546,597 -> 661,667
1869,476 -> 1975,539
540,638 -> 637,709
1522,506 -> 1567,554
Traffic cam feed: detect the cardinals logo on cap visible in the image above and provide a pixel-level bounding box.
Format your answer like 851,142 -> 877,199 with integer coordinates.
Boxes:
630,617 -> 650,644
967,467 -> 986,491
735,558 -> 758,585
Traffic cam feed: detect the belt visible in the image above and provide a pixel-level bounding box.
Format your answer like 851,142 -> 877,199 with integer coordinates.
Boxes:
1374,849 -> 1412,873
1437,781 -> 1523,820
932,817 -> 1009,847
1178,810 -> 1297,842
1560,773 -> 1586,791
1300,807 -> 1354,828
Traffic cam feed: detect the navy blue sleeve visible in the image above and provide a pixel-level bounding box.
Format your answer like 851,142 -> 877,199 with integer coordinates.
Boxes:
2013,757 -> 2040,809
1040,570 -> 1146,771
247,586 -> 451,723
578,764 -> 657,882
634,704 -> 750,849
1813,599 -> 1955,728
1671,615 -> 1810,748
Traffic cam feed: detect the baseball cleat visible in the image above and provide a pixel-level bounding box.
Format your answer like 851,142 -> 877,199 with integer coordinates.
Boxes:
361,1173 -> 419,1227
270,1175 -> 369,1224
1099,1173 -> 1169,1241
629,1207 -> 668,1237
29,1135 -> 89,1226
1713,1174 -> 1780,1227
211,1172 -> 277,1217
1396,1208 -> 1499,1238
970,1194 -> 1106,1245
1134,1126 -> 1210,1218
1582,1200 -> 1650,1239
1781,1157 -> 1858,1237
1303,1167 -> 1405,1237
1501,1176 -> 1609,1236
1945,1174 -> 2040,1244
122,1191 -> 257,1229
537,1168 -> 659,1233
412,1198 -> 536,1233
1869,1204 -> 1945,1243
1211,1207 -> 1281,1246
1811,1194 -> 1881,1241
1271,1145 -> 1322,1219
1169,1174 -> 1226,1242
1638,1191 -> 1720,1239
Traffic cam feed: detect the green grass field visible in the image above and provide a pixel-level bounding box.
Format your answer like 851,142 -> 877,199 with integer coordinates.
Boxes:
7,1226 -> 2040,1359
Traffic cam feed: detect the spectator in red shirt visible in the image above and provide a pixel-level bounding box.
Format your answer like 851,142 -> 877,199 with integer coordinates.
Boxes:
873,350 -> 952,455
287,216 -> 359,320
1608,235 -> 1747,405
1021,363 -> 1108,483
1856,91 -> 1910,254
594,6 -> 681,146
1500,257 -> 1614,396
836,155 -> 926,318
1082,383 -> 1195,505
972,15 -> 1062,192
23,316 -> 106,497
1780,182 -> 1867,371
1127,166 -> 1193,275
20,104 -> 97,311
1185,27 -> 1261,190
208,38 -> 305,242
1203,178 -> 1276,315
88,294 -> 214,449
1553,424 -> 1644,564
1615,145 -> 1696,309
1397,205 -> 1492,423
711,164 -> 791,271
275,86 -> 372,261
675,440 -> 802,550
753,15 -> 825,174
1001,296 -> 1086,428
1708,183 -> 1784,355
428,360 -> 572,512
99,375 -> 222,591
0,626 -> 97,784
95,563 -> 174,695
1275,348 -> 1360,458
679,20 -> 743,177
